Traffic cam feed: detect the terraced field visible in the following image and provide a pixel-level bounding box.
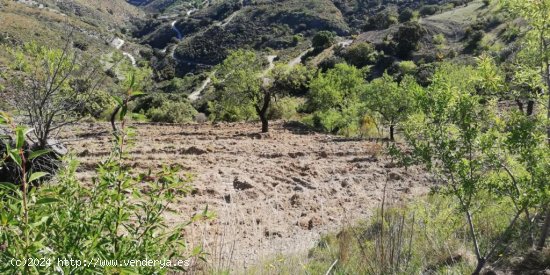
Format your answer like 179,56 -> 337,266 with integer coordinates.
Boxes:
60,121 -> 434,271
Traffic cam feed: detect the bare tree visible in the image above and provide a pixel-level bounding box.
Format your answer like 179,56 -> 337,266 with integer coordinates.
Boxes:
5,32 -> 110,149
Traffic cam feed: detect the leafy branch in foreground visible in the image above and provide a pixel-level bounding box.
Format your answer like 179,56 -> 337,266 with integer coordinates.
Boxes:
0,71 -> 212,274
395,61 -> 549,274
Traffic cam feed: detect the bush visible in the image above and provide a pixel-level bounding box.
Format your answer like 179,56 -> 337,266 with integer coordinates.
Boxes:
79,90 -> 115,119
394,22 -> 425,58
364,11 -> 398,31
312,31 -> 336,51
340,42 -> 379,68
397,61 -> 418,75
419,5 -> 439,16
433,34 -> 446,45
466,30 -> 485,52
398,8 -> 415,23
148,101 -> 198,123
306,63 -> 366,135
267,97 -> 300,120
318,55 -> 346,72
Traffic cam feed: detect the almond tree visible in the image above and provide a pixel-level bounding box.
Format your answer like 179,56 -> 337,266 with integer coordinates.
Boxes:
363,73 -> 420,141
503,0 -> 550,249
4,39 -> 105,149
211,49 -> 274,132
399,62 -> 545,274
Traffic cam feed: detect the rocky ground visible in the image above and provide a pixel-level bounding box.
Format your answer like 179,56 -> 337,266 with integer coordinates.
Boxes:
60,120 -> 435,272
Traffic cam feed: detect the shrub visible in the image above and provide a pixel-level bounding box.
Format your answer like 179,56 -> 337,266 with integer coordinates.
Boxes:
394,22 -> 425,58
466,30 -> 485,52
307,63 -> 366,135
148,101 -> 198,123
79,90 -> 115,118
419,5 -> 439,16
433,34 -> 446,45
364,11 -> 399,31
318,55 -> 346,72
397,61 -> 418,75
398,8 -> 415,23
312,31 -> 336,51
270,64 -> 313,97
267,97 -> 300,120
304,193 -> 516,274
340,42 -> 379,68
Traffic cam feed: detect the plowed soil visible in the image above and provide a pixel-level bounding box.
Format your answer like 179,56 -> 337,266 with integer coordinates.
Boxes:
61,121 -> 434,271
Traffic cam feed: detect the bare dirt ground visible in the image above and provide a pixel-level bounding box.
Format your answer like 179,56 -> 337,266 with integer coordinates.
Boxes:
60,121 -> 434,272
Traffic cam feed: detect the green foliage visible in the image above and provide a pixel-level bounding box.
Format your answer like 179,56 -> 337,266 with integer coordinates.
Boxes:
4,42 -> 96,147
397,61 -> 418,76
364,10 -> 398,31
396,60 -> 549,272
304,193 -> 517,274
433,34 -> 447,45
306,63 -> 366,134
148,101 -> 198,123
312,31 -> 336,51
209,49 -> 263,122
132,93 -> 198,123
79,90 -> 116,119
267,97 -> 301,120
398,8 -> 415,23
394,22 -> 425,58
419,5 -> 439,16
363,73 -> 420,140
0,105 -> 209,273
269,64 -> 313,96
340,42 -> 379,68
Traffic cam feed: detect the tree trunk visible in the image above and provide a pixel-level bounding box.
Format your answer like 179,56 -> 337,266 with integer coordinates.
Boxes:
538,66 -> 550,249
389,124 -> 395,141
256,88 -> 271,133
472,258 -> 486,275
260,115 -> 269,133
516,99 -> 524,114
527,100 -> 535,116
537,56 -> 550,251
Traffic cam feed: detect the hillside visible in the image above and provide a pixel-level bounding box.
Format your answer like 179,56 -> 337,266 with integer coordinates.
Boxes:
1,0 -> 548,274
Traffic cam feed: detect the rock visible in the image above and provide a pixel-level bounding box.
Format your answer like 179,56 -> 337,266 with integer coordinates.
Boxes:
288,152 -> 306,158
233,176 -> 254,190
290,194 -> 301,207
388,172 -> 402,181
181,146 -> 208,155
298,215 -> 322,230
223,194 -> 231,203
47,139 -> 68,156
78,149 -> 90,157
291,176 -> 316,189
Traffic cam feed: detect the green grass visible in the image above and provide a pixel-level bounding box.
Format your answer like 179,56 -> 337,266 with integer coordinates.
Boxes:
245,192 -> 527,274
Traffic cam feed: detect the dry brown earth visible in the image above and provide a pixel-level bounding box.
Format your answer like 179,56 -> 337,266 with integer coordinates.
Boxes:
60,121 -> 434,272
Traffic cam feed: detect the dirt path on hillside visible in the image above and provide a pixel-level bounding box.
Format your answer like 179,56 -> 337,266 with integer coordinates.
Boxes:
60,121 -> 434,272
